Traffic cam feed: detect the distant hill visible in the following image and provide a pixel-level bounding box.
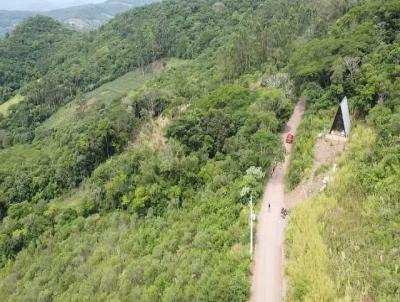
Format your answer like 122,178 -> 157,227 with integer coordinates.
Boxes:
0,16 -> 73,103
0,11 -> 35,37
0,0 -> 159,36
0,1 -> 105,12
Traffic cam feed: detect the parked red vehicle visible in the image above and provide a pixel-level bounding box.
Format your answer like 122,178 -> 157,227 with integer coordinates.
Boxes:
286,133 -> 294,144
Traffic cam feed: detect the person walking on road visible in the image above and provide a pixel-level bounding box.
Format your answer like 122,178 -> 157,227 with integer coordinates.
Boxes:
271,161 -> 277,176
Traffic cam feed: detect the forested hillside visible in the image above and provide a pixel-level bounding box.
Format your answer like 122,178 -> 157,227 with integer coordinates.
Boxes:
285,0 -> 400,300
0,0 -> 398,300
0,16 -> 73,104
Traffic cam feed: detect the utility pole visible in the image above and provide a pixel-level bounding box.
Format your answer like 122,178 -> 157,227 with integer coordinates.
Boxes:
250,194 -> 254,257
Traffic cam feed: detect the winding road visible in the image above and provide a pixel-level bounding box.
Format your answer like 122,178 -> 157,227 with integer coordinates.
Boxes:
250,100 -> 305,302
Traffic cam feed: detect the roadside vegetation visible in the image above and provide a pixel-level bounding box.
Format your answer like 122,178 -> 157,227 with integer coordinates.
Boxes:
286,0 -> 400,300
285,109 -> 330,190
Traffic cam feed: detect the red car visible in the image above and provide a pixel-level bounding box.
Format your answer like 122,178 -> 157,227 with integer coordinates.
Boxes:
286,133 -> 294,144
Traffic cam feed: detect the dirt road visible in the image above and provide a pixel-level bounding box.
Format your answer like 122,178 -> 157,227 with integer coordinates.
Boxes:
250,100 -> 305,302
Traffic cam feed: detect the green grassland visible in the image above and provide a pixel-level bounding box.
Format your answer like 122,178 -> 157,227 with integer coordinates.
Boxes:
0,143 -> 46,173
38,60 -> 173,133
0,95 -> 24,117
286,126 -> 400,301
1,62 -> 167,161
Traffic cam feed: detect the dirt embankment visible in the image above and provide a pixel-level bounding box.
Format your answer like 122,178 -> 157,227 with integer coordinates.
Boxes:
285,137 -> 347,208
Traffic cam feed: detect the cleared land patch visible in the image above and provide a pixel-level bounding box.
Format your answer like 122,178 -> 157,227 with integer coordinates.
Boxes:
0,143 -> 47,173
39,59 -> 174,132
285,137 -> 346,208
0,94 -> 24,117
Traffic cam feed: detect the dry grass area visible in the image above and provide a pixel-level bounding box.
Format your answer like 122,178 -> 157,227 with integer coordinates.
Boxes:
132,115 -> 170,150
249,80 -> 262,90
285,137 -> 346,208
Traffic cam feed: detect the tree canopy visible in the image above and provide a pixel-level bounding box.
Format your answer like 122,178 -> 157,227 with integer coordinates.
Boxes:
0,0 -> 398,300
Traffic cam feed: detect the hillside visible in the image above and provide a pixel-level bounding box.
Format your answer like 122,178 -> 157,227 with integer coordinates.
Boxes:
0,0 -> 398,301
285,0 -> 400,300
0,11 -> 34,37
0,16 -> 73,104
0,0 -> 159,36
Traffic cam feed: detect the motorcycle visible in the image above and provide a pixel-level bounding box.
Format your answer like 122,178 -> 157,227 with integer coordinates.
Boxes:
281,207 -> 290,219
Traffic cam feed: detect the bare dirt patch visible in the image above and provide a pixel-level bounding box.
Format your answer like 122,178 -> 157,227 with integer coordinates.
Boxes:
314,137 -> 346,166
80,97 -> 97,113
285,137 -> 346,208
249,80 -> 262,90
149,59 -> 168,74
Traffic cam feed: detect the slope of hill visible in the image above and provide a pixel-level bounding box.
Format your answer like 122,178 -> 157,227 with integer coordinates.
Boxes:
0,11 -> 35,37
1,0 -> 333,145
0,0 -> 159,36
0,0 -> 397,300
285,0 -> 400,300
0,16 -> 73,104
0,0 -> 341,300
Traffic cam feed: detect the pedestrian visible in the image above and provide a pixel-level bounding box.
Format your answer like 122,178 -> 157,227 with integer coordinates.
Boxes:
268,203 -> 271,211
271,161 -> 277,176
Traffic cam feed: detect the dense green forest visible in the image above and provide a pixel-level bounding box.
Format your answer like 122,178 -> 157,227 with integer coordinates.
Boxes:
0,0 -> 398,300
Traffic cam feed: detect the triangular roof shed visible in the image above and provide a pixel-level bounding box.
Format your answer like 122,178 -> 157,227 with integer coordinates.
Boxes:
330,96 -> 351,137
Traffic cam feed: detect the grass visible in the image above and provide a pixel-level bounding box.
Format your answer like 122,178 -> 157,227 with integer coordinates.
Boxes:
285,109 -> 333,190
39,60 -> 179,132
49,186 -> 89,210
286,127 -> 400,301
314,163 -> 330,176
285,195 -> 337,301
0,94 -> 24,116
0,143 -> 50,174
40,67 -> 154,131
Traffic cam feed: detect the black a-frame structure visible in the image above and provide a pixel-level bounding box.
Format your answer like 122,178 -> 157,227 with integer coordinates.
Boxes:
330,96 -> 351,137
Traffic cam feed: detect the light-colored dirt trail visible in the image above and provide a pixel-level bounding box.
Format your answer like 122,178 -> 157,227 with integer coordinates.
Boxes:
250,100 -> 305,302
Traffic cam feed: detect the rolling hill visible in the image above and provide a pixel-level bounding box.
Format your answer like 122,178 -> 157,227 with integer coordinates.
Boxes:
0,0 -> 159,36
0,0 -> 398,301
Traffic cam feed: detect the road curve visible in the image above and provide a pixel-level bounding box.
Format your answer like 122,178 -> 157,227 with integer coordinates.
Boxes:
250,100 -> 305,302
